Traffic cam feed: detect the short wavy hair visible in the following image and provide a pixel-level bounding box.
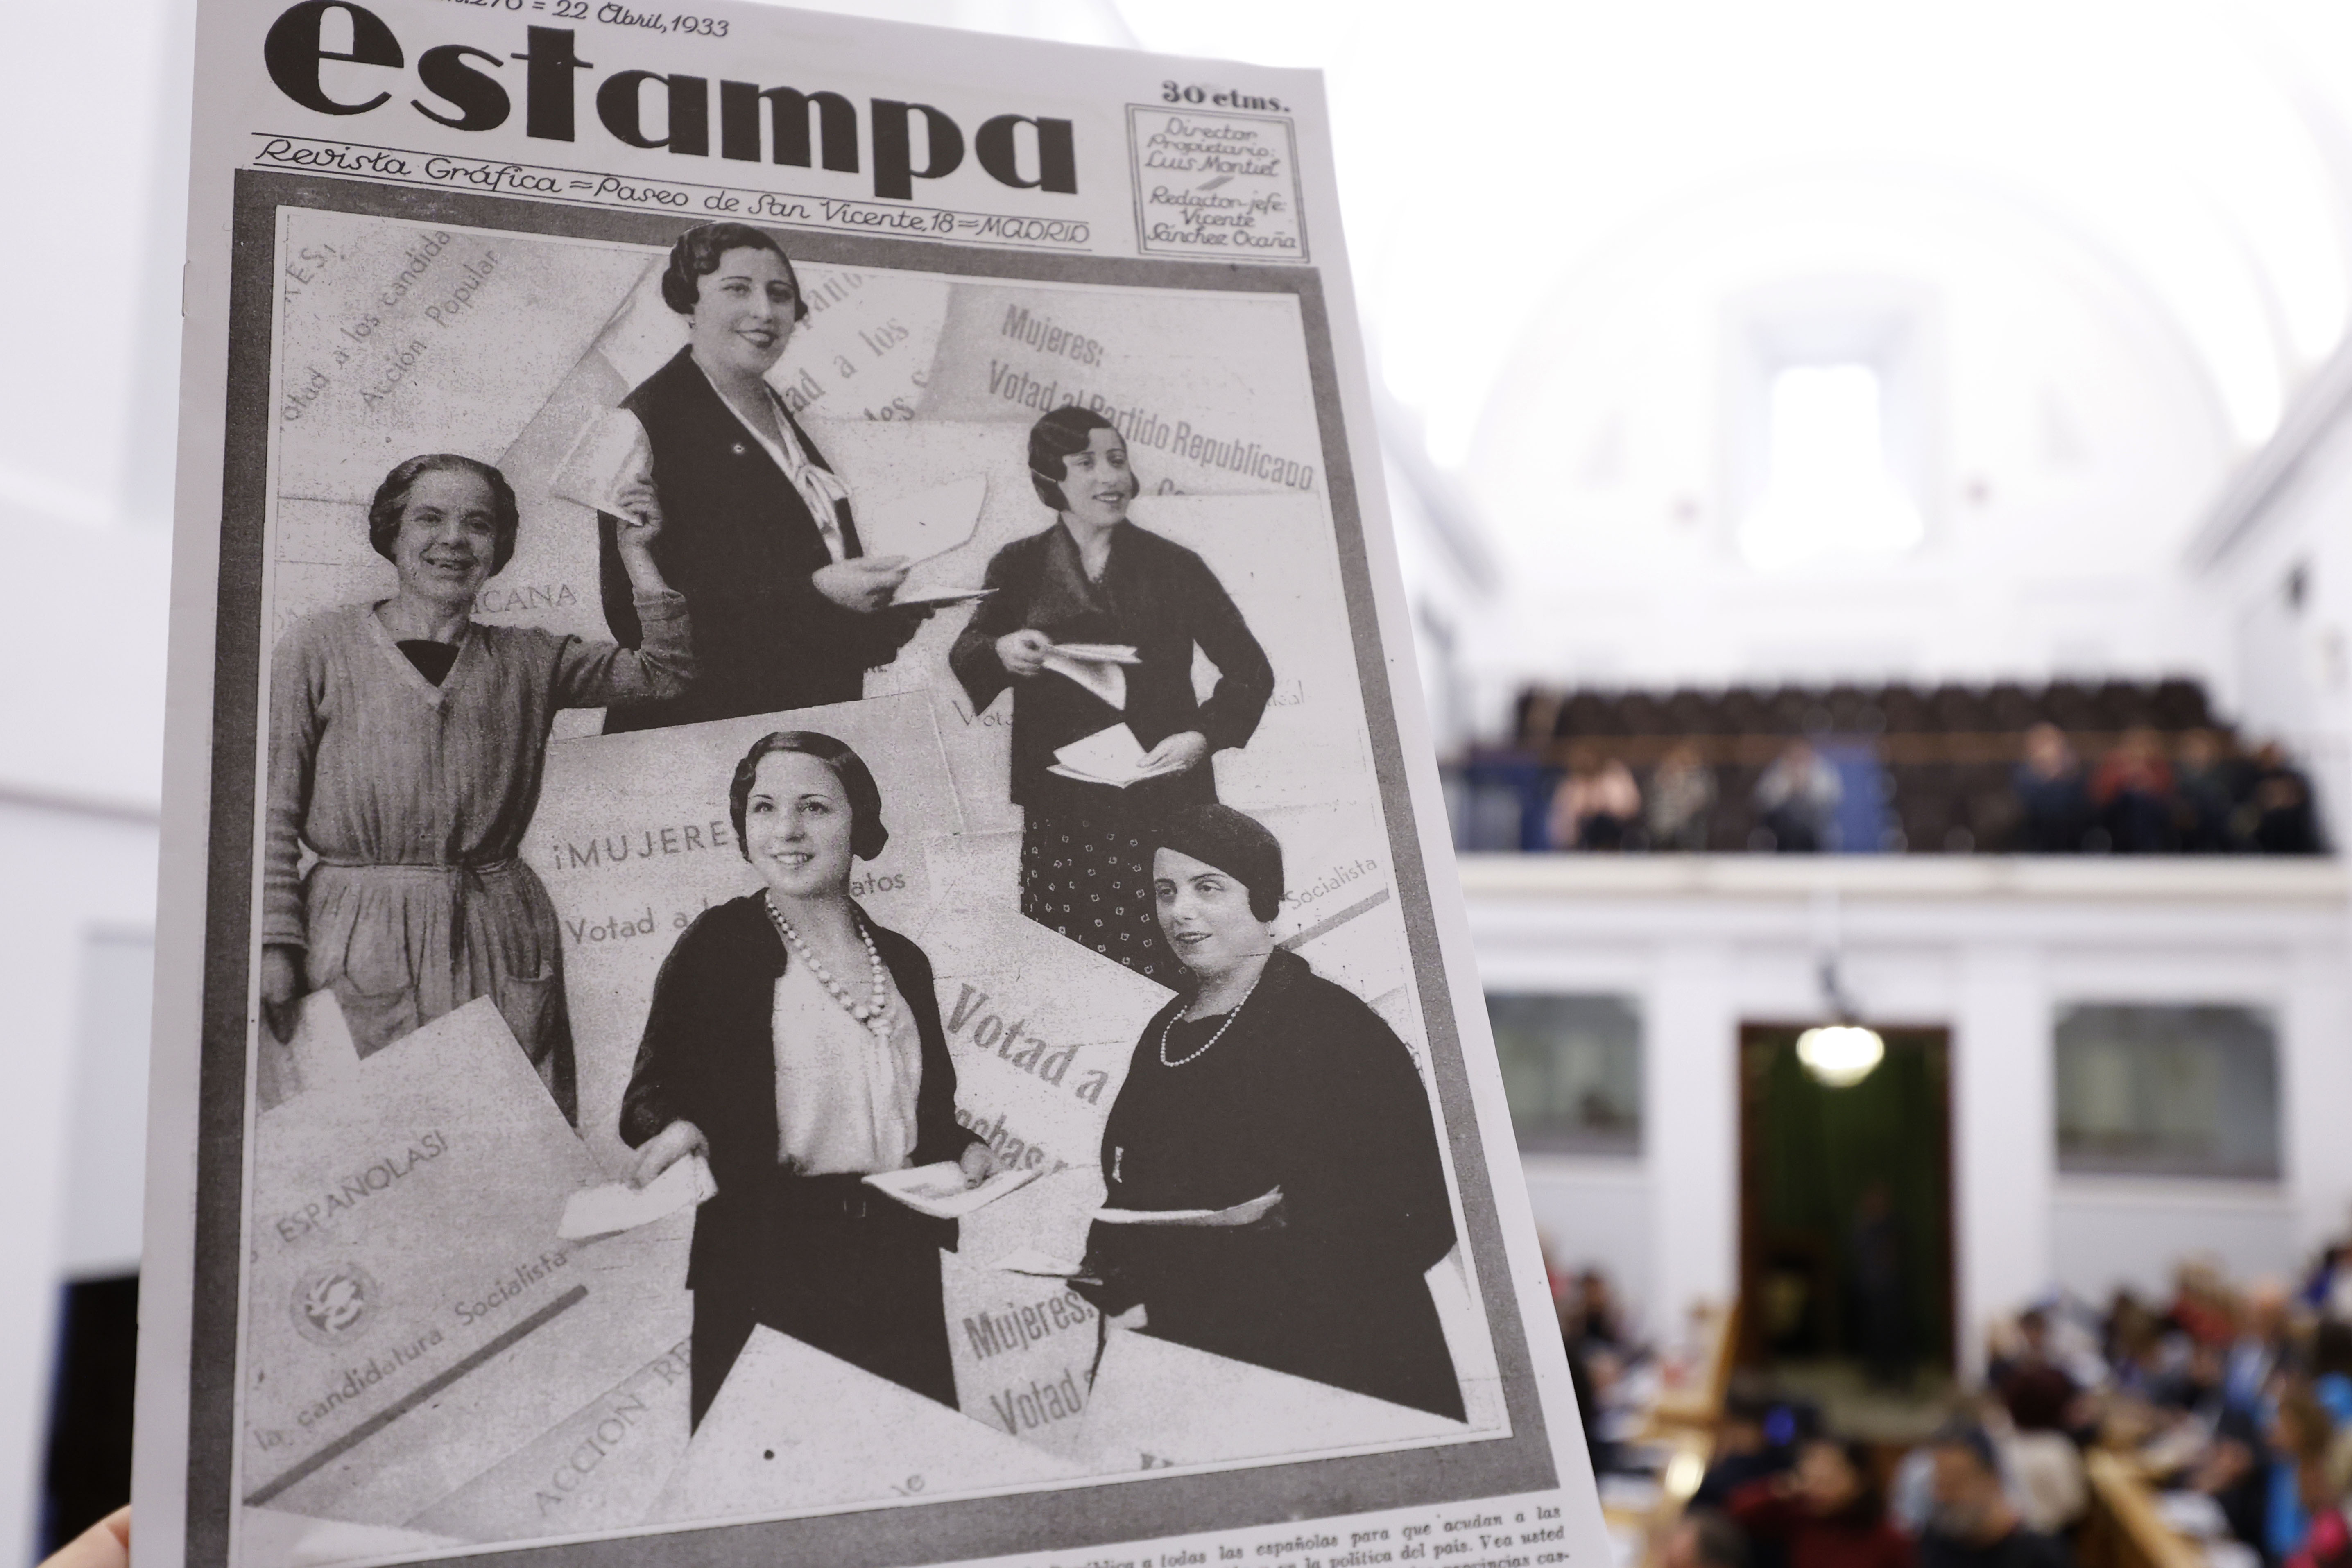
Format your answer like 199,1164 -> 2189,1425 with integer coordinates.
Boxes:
367,453 -> 518,574
1028,404 -> 1139,511
660,222 -> 809,320
730,731 -> 889,864
1152,803 -> 1284,922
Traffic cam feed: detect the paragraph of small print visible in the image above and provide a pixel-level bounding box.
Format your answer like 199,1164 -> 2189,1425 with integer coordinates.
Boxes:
1128,106 -> 1308,262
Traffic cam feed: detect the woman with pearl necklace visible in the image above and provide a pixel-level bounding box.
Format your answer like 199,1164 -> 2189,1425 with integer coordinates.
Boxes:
620,731 -> 995,1427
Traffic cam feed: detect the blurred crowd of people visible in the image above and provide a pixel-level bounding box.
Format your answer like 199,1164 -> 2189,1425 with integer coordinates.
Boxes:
1549,1240 -> 2352,1568
1548,739 -> 1848,855
1535,727 -> 2324,856
2009,726 -> 2323,856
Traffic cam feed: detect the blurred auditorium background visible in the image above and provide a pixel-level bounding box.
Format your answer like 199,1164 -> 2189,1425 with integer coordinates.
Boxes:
13,0 -> 2352,1564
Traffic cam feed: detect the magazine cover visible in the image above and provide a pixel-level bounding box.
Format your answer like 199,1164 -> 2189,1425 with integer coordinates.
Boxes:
133,2 -> 1608,1564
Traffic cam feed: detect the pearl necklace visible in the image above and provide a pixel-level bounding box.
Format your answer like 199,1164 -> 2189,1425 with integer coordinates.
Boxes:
765,893 -> 889,1038
1159,973 -> 1262,1068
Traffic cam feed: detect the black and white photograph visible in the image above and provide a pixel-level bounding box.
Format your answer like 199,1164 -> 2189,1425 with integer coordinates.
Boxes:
200,180 -> 1548,1564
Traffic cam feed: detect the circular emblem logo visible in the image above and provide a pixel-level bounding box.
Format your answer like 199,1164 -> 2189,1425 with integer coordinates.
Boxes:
290,1263 -> 378,1346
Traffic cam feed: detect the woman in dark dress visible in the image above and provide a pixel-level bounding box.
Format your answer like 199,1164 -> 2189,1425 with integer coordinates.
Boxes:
949,407 -> 1273,984
597,222 -> 926,730
619,732 -> 992,1426
1075,804 -> 1466,1419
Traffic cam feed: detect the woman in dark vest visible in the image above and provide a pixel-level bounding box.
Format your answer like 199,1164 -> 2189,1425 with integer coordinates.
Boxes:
947,407 -> 1273,983
597,222 -> 925,730
619,732 -> 992,1426
1075,804 -> 1466,1420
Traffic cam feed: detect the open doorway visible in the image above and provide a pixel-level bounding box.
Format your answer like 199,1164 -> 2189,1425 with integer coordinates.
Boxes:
1738,1023 -> 1956,1397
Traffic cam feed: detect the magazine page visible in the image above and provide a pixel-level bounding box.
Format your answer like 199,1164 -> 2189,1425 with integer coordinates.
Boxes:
134,2 -> 1607,1564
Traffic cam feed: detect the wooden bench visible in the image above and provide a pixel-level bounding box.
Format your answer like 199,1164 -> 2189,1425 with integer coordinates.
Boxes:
2078,1451 -> 2207,1568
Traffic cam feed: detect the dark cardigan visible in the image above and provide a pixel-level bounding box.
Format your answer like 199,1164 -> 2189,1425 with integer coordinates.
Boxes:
1080,946 -> 1465,1418
598,347 -> 918,730
947,520 -> 1274,820
618,893 -> 980,1294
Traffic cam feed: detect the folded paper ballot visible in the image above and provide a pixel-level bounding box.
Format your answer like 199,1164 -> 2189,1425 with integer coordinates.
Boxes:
859,476 -> 987,566
1092,1187 -> 1281,1227
989,1248 -> 1087,1279
1038,648 -> 1126,710
1047,643 -> 1141,665
257,989 -> 365,1113
1048,724 -> 1190,789
890,584 -> 995,608
865,1160 -> 1043,1220
557,1154 -> 716,1241
548,408 -> 652,517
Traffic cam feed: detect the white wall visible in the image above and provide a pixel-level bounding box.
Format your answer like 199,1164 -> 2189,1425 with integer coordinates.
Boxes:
1463,855 -> 2351,1373
2050,1181 -> 2299,1303
2189,346 -> 2352,843
1522,1158 -> 1655,1326
1451,175 -> 2242,714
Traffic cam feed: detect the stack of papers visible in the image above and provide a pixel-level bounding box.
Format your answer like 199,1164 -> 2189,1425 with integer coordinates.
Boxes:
1039,643 -> 1138,708
1048,724 -> 1190,788
865,1161 -> 1043,1220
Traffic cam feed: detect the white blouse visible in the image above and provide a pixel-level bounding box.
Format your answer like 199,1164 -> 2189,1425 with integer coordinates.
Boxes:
770,957 -> 923,1175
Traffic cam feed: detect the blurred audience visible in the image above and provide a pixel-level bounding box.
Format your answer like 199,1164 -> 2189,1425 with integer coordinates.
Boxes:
1552,747 -> 1644,851
2247,742 -> 2326,855
1452,679 -> 2332,858
2272,1383 -> 2337,1563
1668,1511 -> 1755,1568
2174,729 -> 2243,852
1649,740 -> 1719,851
1920,1427 -> 2069,1568
1569,1265 -> 1632,1353
2090,726 -> 2178,853
1755,740 -> 1844,853
1728,1437 -> 1913,1568
1562,1223 -> 2352,1568
2014,724 -> 2095,853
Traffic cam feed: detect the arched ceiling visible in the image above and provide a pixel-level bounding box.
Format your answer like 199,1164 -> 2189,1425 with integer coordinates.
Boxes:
1105,0 -> 2352,460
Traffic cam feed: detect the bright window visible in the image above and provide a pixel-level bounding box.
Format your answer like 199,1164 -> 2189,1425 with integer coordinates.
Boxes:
1737,363 -> 1926,572
1485,993 -> 1642,1155
2054,1003 -> 2280,1180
